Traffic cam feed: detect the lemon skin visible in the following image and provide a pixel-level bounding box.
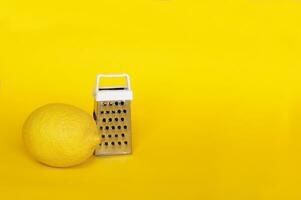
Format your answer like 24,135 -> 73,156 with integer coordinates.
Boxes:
23,103 -> 100,167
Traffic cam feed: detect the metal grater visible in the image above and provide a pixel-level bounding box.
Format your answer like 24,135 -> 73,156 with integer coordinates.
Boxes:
93,74 -> 133,156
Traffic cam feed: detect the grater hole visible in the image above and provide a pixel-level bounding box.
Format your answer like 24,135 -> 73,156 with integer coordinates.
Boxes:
117,110 -> 122,113
106,110 -> 110,114
109,102 -> 113,106
121,133 -> 125,137
124,125 -> 127,129
117,125 -> 121,130
103,102 -> 107,106
111,142 -> 115,145
93,111 -> 97,120
108,134 -> 112,138
118,141 -> 122,145
101,134 -> 105,138
115,134 -> 118,138
115,118 -> 118,122
100,111 -> 104,114
108,118 -> 112,122
105,142 -> 108,146
112,110 -> 116,114
115,102 -> 118,106
105,126 -> 109,130
124,141 -> 128,145
120,101 -> 124,106
102,118 -> 106,122
99,143 -> 102,146
100,126 -> 103,130
123,109 -> 127,113
121,117 -> 124,121
111,126 -> 115,130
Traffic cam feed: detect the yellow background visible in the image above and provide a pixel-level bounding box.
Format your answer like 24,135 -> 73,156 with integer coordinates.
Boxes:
0,0 -> 301,199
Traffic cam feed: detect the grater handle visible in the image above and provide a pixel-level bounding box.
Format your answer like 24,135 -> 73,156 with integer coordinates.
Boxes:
95,73 -> 131,93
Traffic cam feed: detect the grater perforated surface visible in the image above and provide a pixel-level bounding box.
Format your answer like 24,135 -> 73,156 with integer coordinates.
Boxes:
94,100 -> 132,155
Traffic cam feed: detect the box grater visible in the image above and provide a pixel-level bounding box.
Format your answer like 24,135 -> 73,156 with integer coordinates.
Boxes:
93,74 -> 133,156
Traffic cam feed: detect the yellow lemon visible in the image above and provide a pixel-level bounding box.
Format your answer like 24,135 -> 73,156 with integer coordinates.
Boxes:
22,103 -> 100,167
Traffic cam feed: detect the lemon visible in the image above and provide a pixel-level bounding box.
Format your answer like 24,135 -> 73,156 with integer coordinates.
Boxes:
22,103 -> 100,167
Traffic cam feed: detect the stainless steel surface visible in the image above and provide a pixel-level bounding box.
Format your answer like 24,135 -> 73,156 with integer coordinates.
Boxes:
94,100 -> 132,156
